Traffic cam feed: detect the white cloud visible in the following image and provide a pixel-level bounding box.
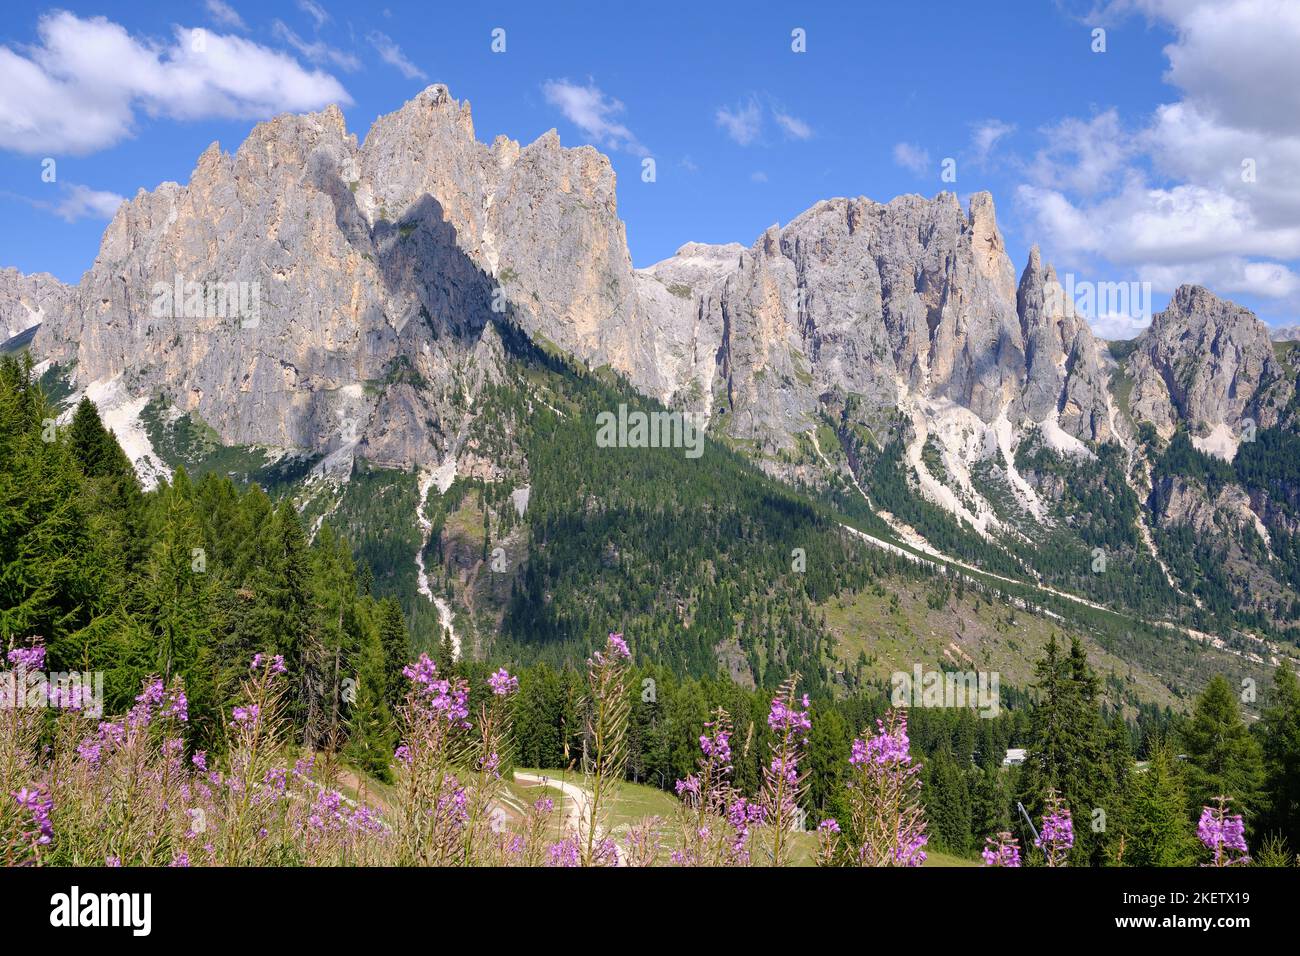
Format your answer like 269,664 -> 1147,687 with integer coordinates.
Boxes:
1014,0 -> 1300,312
542,79 -> 647,156
273,20 -> 360,71
205,0 -> 247,30
1018,180 -> 1300,266
969,119 -> 1014,166
1089,312 -> 1153,340
716,97 -> 762,146
53,183 -> 125,222
1142,0 -> 1300,136
297,0 -> 330,29
0,12 -> 351,155
367,31 -> 426,81
1025,110 -> 1133,196
892,142 -> 930,175
773,110 -> 812,140
750,171 -> 768,183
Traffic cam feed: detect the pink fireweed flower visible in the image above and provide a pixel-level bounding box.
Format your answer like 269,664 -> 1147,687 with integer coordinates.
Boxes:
12,787 -> 54,846
894,831 -> 929,866
1198,798 -> 1250,866
76,739 -> 102,764
232,704 -> 260,725
606,632 -> 631,660
547,837 -> 581,868
487,668 -> 519,696
97,722 -> 125,748
1034,792 -> 1074,867
402,654 -> 439,689
250,653 -> 287,675
847,709 -> 929,867
699,728 -> 732,767
165,687 -> 189,722
191,751 -> 207,772
982,832 -> 1022,867
767,694 -> 812,737
6,644 -> 45,671
851,715 -> 911,766
135,678 -> 165,709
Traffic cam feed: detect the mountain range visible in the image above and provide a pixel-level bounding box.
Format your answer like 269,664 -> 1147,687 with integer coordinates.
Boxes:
4,84 -> 1299,706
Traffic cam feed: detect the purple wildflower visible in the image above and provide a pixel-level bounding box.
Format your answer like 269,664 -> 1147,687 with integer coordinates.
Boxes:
487,668 -> 519,697
6,644 -> 45,672
982,832 -> 1022,867
1198,797 -> 1250,866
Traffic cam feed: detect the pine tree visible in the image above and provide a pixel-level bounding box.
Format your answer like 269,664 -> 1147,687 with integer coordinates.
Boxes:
133,472 -> 219,739
925,742 -> 973,854
1019,636 -> 1116,864
376,596 -> 411,712
1259,665 -> 1300,849
344,623 -> 396,782
1180,675 -> 1265,822
1115,742 -> 1197,867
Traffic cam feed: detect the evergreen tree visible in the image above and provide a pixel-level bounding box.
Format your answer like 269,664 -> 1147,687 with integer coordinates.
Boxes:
377,595 -> 411,712
925,742 -> 973,854
1259,665 -> 1300,849
1180,675 -> 1265,822
1019,636 -> 1116,864
1114,742 -> 1198,867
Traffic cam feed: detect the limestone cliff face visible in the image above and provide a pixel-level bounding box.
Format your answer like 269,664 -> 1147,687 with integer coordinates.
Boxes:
357,86 -> 675,398
43,103 -> 503,468
651,192 -> 1114,450
0,268 -> 71,341
1127,285 -> 1292,455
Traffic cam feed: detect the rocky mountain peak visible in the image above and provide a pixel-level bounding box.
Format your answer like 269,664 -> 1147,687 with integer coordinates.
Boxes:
1127,284 -> 1292,455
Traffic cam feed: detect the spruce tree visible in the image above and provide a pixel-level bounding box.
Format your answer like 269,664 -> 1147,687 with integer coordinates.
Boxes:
1115,742 -> 1197,867
1180,675 -> 1264,822
1259,665 -> 1300,849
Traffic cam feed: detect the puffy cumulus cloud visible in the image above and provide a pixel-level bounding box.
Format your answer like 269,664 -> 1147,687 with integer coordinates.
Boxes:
1146,0 -> 1300,136
52,183 -> 126,222
1015,0 -> 1300,316
1138,258 -> 1300,301
0,12 -> 351,155
1018,181 -> 1300,267
542,79 -> 648,156
1090,312 -> 1153,341
1025,110 -> 1135,196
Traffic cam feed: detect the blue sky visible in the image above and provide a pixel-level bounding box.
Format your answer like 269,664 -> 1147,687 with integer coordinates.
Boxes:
2,0 -> 1297,333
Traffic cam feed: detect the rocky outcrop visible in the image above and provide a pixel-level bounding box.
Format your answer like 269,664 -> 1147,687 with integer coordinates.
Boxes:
1014,247 -> 1115,444
1127,285 -> 1292,456
0,268 -> 71,341
644,193 -> 1115,459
